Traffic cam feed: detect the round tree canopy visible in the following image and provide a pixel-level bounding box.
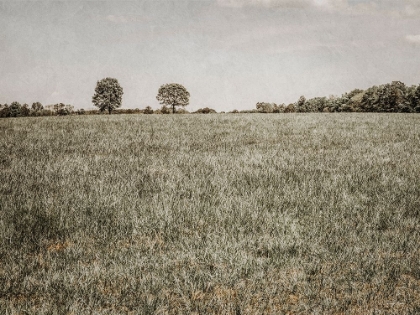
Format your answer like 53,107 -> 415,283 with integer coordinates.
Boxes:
92,77 -> 123,114
156,83 -> 190,107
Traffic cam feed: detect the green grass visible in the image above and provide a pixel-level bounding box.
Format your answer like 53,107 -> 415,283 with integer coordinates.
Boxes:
1,113 -> 419,314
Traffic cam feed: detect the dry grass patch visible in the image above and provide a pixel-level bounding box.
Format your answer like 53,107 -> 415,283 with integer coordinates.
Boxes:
1,113 -> 419,314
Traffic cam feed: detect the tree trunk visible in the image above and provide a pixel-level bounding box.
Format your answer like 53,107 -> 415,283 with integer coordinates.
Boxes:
172,104 -> 175,114
108,107 -> 111,115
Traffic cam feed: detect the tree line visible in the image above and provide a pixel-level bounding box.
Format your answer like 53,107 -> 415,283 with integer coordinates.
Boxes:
1,79 -> 419,118
0,79 -> 194,118
256,81 -> 420,113
0,102 -> 217,117
0,102 -> 77,118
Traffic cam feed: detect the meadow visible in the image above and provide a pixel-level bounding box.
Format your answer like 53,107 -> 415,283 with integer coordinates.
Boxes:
0,113 -> 419,314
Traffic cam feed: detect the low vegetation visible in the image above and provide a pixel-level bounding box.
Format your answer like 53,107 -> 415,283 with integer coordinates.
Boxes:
1,113 -> 419,314
2,80 -> 419,118
257,81 -> 420,113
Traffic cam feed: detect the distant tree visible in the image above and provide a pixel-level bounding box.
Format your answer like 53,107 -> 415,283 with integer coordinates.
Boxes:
415,84 -> 420,100
284,103 -> 295,113
57,108 -> 69,116
346,89 -> 364,99
53,103 -> 59,114
296,95 -> 306,112
330,96 -> 350,112
272,103 -> 282,113
344,91 -> 364,112
52,103 -> 71,116
256,102 -> 274,113
360,85 -> 381,112
194,107 -> 216,114
31,102 -> 43,112
144,106 -> 154,114
277,103 -> 287,113
156,83 -> 190,114
21,104 -> 30,116
415,85 -> 420,112
0,104 -> 9,117
92,77 -> 123,114
77,109 -> 85,115
307,97 -> 327,112
9,102 -> 22,117
65,104 -> 74,113
386,81 -> 407,112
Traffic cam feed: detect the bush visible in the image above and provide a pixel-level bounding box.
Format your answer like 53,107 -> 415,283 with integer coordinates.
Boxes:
0,105 -> 10,117
284,104 -> 295,113
256,102 -> 274,113
57,108 -> 70,116
9,102 -> 22,117
194,107 -> 216,114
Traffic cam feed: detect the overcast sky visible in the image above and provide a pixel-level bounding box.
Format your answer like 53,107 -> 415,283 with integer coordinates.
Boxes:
0,0 -> 419,112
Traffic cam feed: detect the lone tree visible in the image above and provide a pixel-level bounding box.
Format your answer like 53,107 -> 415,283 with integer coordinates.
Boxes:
156,83 -> 190,114
92,77 -> 123,114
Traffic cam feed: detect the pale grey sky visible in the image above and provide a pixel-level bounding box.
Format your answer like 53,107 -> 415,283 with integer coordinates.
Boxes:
0,0 -> 419,112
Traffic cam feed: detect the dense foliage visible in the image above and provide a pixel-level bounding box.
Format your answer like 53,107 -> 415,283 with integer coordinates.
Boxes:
0,102 -> 75,118
2,80 -> 419,118
156,83 -> 190,114
92,77 -> 124,114
257,81 -> 420,113
194,107 -> 217,114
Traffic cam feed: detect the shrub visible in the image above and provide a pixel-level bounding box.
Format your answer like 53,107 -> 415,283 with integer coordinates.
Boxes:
194,107 -> 216,114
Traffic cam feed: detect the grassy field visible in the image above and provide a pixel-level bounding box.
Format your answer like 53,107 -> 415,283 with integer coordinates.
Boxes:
1,113 -> 419,314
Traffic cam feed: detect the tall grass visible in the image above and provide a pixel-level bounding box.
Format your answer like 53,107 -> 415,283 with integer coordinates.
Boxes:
1,113 -> 419,314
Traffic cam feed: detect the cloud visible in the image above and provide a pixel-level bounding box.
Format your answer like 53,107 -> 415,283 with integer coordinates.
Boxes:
405,34 -> 420,44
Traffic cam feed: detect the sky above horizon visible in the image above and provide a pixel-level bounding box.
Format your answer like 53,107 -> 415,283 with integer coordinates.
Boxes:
1,0 -> 419,112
